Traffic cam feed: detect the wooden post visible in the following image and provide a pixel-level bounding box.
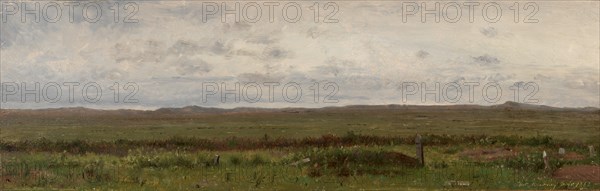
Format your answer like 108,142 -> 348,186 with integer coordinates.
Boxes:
543,151 -> 549,170
415,134 -> 424,167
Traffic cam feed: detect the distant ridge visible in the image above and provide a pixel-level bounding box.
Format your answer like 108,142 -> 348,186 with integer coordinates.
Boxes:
492,101 -> 556,110
155,105 -> 229,114
492,101 -> 600,112
1,102 -> 598,117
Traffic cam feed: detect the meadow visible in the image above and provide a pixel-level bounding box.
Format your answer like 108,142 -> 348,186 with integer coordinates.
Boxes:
1,105 -> 599,190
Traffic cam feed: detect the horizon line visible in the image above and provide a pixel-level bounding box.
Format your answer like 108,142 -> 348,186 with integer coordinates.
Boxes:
1,101 -> 599,112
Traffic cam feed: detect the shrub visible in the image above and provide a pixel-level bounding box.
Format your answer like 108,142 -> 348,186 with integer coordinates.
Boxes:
249,154 -> 267,166
124,150 -> 195,168
229,155 -> 242,166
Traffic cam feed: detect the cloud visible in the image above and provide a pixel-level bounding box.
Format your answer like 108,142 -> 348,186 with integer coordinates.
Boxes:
534,74 -> 551,81
473,55 -> 501,66
307,27 -> 324,39
312,57 -> 359,77
175,58 -> 212,76
168,40 -> 205,55
246,35 -> 278,44
260,46 -> 291,61
0,1 -> 598,108
92,68 -> 130,81
237,73 -> 285,83
486,73 -> 513,82
221,22 -> 252,32
416,50 -> 429,59
112,40 -> 167,64
480,27 -> 498,38
210,41 -> 230,55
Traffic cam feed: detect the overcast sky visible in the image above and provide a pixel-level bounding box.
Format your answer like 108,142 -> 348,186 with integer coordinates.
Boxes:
1,1 -> 598,109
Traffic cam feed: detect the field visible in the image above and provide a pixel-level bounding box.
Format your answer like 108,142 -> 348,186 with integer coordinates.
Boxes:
1,103 -> 600,190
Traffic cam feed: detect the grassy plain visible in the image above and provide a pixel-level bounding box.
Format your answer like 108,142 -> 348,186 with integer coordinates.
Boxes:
1,106 -> 599,142
1,105 -> 599,190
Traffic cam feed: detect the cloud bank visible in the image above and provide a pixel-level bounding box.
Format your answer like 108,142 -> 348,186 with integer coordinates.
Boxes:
1,1 -> 598,109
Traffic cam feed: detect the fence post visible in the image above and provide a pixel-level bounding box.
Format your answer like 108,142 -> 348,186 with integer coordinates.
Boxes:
416,134 -> 424,167
543,151 -> 549,170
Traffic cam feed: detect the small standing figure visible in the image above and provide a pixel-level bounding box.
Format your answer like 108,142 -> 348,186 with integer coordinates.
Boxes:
213,155 -> 220,166
558,148 -> 565,155
589,145 -> 597,157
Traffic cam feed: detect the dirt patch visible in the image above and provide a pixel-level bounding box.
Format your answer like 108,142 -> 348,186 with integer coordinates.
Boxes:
1,175 -> 14,184
460,147 -> 517,161
553,165 -> 600,183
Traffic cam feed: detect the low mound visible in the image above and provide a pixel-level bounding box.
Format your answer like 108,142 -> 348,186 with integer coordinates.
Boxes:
291,149 -> 419,177
553,165 -> 600,183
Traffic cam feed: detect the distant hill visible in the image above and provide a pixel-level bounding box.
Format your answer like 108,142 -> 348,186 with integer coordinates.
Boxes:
1,101 -> 598,117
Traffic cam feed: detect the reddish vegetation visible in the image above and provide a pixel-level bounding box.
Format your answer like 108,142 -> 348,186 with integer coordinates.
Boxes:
553,165 -> 600,183
460,148 -> 518,161
0,134 -> 581,156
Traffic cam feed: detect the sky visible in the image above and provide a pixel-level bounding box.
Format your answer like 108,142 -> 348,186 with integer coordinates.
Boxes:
0,1 -> 599,109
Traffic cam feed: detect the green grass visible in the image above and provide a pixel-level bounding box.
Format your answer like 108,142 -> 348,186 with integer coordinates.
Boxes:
1,109 -> 598,142
2,145 -> 599,190
1,108 -> 599,189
